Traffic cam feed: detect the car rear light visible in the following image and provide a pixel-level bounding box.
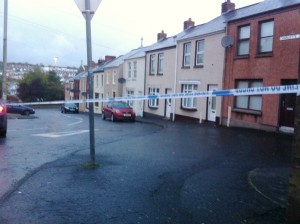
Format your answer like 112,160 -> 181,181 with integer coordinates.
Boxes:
0,106 -> 5,113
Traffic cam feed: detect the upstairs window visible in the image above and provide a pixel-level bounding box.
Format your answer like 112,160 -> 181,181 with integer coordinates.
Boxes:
128,62 -> 132,79
237,25 -> 250,56
183,42 -> 191,67
133,61 -> 137,79
158,53 -> 164,74
150,54 -> 156,75
259,20 -> 274,53
195,40 -> 205,66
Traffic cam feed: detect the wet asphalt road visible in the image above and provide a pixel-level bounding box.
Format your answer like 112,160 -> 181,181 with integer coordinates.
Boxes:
0,108 -> 293,224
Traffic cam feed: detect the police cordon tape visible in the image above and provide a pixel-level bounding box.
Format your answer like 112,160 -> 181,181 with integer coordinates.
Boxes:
6,84 -> 300,106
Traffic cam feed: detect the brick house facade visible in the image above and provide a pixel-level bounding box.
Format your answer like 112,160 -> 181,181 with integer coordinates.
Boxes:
221,1 -> 300,131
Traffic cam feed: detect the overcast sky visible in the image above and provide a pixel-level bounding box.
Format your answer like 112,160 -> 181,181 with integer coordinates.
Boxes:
0,0 -> 261,67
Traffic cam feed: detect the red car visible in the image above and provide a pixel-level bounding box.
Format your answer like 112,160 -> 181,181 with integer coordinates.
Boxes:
102,101 -> 136,122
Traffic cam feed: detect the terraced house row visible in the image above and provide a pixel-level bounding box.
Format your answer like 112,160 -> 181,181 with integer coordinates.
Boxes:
65,0 -> 300,132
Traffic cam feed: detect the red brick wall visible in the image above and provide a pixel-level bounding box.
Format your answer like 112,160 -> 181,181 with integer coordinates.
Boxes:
222,6 -> 300,130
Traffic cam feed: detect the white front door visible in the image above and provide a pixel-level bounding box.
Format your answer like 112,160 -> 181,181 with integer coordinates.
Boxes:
208,85 -> 217,122
165,89 -> 172,118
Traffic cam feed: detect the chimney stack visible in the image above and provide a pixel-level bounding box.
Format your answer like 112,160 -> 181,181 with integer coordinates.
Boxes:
157,30 -> 167,41
221,0 -> 235,14
183,18 -> 195,30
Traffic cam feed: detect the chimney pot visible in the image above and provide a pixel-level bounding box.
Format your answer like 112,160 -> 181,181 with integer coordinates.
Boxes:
221,0 -> 235,14
157,30 -> 167,41
183,18 -> 195,30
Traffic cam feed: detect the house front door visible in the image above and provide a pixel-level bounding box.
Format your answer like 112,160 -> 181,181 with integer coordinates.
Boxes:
207,85 -> 217,122
165,88 -> 172,119
279,80 -> 297,128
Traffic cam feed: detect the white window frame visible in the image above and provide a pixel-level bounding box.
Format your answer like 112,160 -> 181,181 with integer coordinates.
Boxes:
127,90 -> 134,106
195,40 -> 205,66
181,84 -> 197,109
149,87 -> 159,108
150,54 -> 156,75
158,53 -> 164,74
128,62 -> 132,79
183,42 -> 191,67
133,61 -> 137,79
259,20 -> 274,53
238,25 -> 250,56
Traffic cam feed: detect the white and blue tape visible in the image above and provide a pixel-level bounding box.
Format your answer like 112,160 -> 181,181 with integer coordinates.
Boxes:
6,84 -> 300,106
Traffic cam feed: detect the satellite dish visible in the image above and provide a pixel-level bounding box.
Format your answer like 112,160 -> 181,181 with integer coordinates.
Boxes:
118,78 -> 126,84
221,35 -> 234,48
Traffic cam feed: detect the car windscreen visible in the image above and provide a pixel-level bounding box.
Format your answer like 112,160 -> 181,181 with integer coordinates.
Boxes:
114,102 -> 130,108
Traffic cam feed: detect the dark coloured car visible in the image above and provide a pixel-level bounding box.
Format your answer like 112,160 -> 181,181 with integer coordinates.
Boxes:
102,101 -> 135,122
61,103 -> 79,113
6,104 -> 35,116
0,104 -> 7,137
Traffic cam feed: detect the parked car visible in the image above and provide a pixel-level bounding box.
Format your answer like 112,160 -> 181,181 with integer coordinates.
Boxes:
6,104 -> 35,116
61,103 -> 79,113
102,101 -> 135,122
0,104 -> 7,137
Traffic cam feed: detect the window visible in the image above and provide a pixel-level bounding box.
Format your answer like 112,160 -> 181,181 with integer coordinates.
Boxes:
237,25 -> 250,56
158,53 -> 164,74
113,71 -> 116,84
106,73 -> 109,84
127,90 -> 134,106
182,84 -> 197,109
235,80 -> 262,111
96,75 -> 99,88
128,62 -> 132,79
95,93 -> 99,107
150,54 -> 155,75
183,43 -> 191,67
101,75 -> 103,87
149,88 -> 159,108
195,40 -> 205,66
133,61 -> 137,79
259,20 -> 274,53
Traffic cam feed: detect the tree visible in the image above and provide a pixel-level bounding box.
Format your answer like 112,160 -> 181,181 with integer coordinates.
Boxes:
17,68 -> 64,102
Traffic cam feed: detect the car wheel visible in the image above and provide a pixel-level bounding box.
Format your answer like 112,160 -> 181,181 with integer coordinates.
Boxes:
24,110 -> 30,116
102,113 -> 106,120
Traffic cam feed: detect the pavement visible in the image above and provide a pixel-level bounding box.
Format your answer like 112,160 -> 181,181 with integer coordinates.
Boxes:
0,115 -> 294,224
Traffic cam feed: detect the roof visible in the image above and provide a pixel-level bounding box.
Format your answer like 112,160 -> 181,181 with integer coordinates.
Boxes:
225,0 -> 300,22
146,28 -> 196,52
178,0 -> 300,41
103,48 -> 144,69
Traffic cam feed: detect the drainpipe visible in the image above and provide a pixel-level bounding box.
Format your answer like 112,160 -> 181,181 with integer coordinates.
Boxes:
172,43 -> 178,122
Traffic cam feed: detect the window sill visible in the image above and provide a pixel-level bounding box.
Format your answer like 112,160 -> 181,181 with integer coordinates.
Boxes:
148,106 -> 159,109
181,107 -> 197,112
194,65 -> 204,68
234,55 -> 250,60
256,52 -> 273,58
157,73 -> 163,76
232,108 -> 262,116
181,66 -> 191,69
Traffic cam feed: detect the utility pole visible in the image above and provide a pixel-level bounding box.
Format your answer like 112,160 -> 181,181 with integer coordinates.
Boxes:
286,46 -> 300,224
2,0 -> 8,103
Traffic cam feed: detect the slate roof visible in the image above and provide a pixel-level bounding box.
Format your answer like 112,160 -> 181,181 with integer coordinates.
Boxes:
103,48 -> 144,69
225,0 -> 300,22
177,0 -> 300,41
